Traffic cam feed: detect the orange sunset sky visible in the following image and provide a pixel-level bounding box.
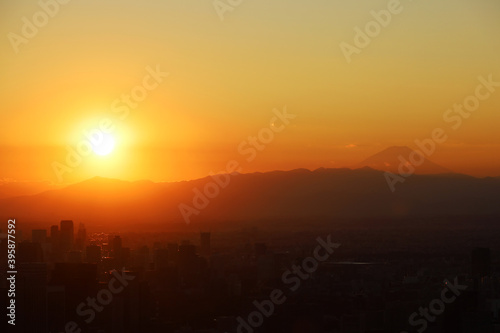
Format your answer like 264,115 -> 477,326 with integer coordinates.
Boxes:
1,0 -> 499,184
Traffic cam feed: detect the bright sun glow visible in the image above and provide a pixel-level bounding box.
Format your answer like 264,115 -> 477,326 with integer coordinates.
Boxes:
92,133 -> 116,156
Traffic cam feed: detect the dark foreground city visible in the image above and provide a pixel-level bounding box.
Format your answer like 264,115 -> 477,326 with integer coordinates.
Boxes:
1,216 -> 499,332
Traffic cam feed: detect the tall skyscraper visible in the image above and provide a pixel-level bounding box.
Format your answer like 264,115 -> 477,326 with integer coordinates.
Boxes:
32,229 -> 50,263
75,223 -> 87,250
154,248 -> 169,271
113,235 -> 124,266
200,232 -> 211,257
49,225 -> 61,262
47,286 -> 65,333
50,225 -> 59,244
255,242 -> 267,258
18,241 -> 44,262
178,241 -> 199,287
17,263 -> 48,332
86,245 -> 102,264
49,263 -> 98,323
32,229 -> 47,244
113,235 -> 122,256
60,220 -> 74,253
167,243 -> 178,258
472,247 -> 491,278
133,245 -> 150,270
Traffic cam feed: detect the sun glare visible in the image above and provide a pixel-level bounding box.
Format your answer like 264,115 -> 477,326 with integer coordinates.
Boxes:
92,133 -> 116,156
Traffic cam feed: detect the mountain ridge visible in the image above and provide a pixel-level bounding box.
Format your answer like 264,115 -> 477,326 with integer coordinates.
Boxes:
1,167 -> 499,228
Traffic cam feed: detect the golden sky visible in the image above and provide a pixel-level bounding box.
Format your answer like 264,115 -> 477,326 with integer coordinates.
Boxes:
1,0 -> 499,184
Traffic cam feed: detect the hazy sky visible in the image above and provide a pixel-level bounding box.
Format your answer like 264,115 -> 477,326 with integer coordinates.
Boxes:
1,0 -> 499,183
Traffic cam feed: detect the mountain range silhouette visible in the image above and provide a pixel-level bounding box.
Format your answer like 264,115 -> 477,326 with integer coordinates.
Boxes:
1,166 -> 498,228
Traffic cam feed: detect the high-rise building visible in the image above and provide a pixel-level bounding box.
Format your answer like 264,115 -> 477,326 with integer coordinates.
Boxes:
179,241 -> 196,261
50,225 -> 59,247
17,263 -> 48,332
50,225 -> 58,238
86,245 -> 101,264
60,220 -> 74,252
200,232 -> 211,257
154,248 -> 169,271
178,241 -> 199,287
133,245 -> 150,270
49,263 -> 98,324
47,286 -> 65,333
113,235 -> 122,256
49,225 -> 61,262
68,251 -> 82,263
167,242 -> 178,263
32,229 -> 51,262
472,247 -> 491,278
32,229 -> 47,244
113,235 -> 124,267
255,242 -> 267,258
18,241 -> 44,262
167,242 -> 178,251
75,223 -> 87,250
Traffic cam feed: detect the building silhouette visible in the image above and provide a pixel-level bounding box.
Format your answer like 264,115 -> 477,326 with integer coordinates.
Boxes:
200,232 -> 211,257
59,220 -> 74,253
18,241 -> 44,262
86,245 -> 102,264
471,247 -> 491,278
17,263 -> 48,333
75,222 -> 87,250
32,229 -> 47,244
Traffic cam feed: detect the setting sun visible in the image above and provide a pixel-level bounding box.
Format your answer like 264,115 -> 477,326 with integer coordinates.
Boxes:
92,133 -> 115,156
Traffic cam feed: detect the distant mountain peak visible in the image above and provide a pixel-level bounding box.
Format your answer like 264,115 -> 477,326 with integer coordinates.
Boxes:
357,146 -> 452,175
378,146 -> 413,153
